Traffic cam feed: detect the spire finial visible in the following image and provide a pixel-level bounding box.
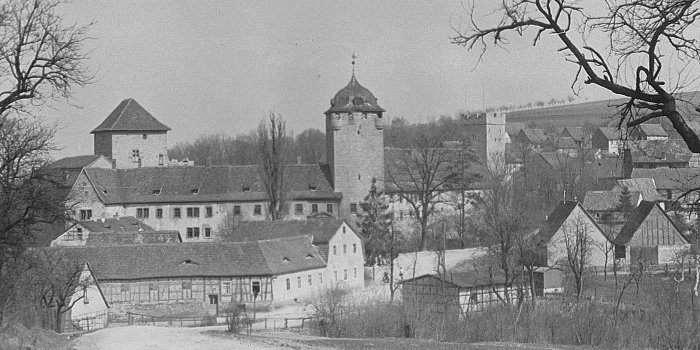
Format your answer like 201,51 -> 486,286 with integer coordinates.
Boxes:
351,53 -> 357,77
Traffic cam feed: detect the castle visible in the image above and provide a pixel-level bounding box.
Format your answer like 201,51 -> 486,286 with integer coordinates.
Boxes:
53,66 -> 505,240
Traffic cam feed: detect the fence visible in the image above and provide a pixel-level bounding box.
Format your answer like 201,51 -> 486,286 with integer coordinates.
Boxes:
126,312 -> 217,327
60,310 -> 109,333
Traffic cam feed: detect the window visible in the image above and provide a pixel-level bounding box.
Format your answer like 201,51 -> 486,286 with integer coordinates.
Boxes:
187,207 -> 199,218
350,203 -> 357,213
79,209 -> 92,221
311,204 -> 318,213
333,245 -> 337,255
222,282 -> 231,294
205,206 -> 213,218
83,287 -> 89,304
152,189 -> 161,195
254,205 -> 262,216
137,208 -> 149,219
193,227 -> 200,238
142,134 -> 147,140
297,276 -> 302,289
308,274 -> 312,286
186,228 -> 193,238
156,208 -> 163,219
252,281 -> 261,297
334,270 -> 338,281
182,281 -> 192,299
191,188 -> 199,194
344,269 -> 348,280
343,244 -> 347,254
158,154 -> 164,165
295,204 -> 303,215
353,243 -> 357,253
204,227 -> 211,238
319,273 -> 323,284
327,204 -> 333,213
233,205 -> 241,215
286,278 -> 290,290
174,207 -> 181,218
149,283 -> 158,301
76,227 -> 83,240
354,267 -> 357,278
131,149 -> 140,162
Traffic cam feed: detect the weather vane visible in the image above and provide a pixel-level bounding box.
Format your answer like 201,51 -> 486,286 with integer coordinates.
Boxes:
351,53 -> 357,66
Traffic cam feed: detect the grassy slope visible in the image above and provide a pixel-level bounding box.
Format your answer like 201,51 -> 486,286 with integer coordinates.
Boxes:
506,91 -> 700,128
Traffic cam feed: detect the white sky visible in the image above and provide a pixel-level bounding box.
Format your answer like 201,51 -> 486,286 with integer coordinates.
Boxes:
47,0 -> 640,159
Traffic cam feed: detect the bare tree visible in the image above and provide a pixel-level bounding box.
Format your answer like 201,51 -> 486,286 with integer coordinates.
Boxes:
557,216 -> 601,301
474,164 -> 533,304
257,112 -> 289,220
0,0 -> 92,119
452,0 -> 700,151
386,135 -> 457,251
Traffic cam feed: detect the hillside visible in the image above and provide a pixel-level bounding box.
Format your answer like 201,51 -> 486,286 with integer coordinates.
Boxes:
506,91 -> 700,129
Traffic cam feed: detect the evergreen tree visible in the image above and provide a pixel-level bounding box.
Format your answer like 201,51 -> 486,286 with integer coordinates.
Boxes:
358,178 -> 392,266
616,186 -> 635,222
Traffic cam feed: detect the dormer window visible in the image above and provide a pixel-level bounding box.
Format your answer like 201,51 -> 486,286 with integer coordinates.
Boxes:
191,189 -> 199,194
308,185 -> 317,191
282,257 -> 290,263
306,253 -> 314,259
181,259 -> 196,265
242,186 -> 251,192
152,189 -> 161,195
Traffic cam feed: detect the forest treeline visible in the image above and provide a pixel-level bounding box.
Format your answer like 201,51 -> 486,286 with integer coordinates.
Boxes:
168,114 -> 517,165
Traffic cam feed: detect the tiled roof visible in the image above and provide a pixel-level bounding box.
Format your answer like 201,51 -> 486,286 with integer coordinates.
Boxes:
554,137 -> 578,149
325,73 -> 385,114
597,127 -> 620,141
536,152 -> 576,170
91,98 -> 171,133
582,190 -> 640,212
626,140 -> 691,164
614,201 -> 687,245
584,158 -> 625,179
519,129 -> 548,145
219,218 -> 349,245
634,124 -> 668,137
533,201 -> 579,245
47,155 -> 102,169
562,127 -> 584,141
631,167 -> 700,190
84,231 -> 181,245
79,217 -> 154,233
616,178 -> 661,201
50,236 -> 325,280
506,123 -> 526,138
83,164 -> 340,205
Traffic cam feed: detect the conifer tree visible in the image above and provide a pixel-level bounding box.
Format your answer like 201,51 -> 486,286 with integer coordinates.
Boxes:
358,178 -> 392,266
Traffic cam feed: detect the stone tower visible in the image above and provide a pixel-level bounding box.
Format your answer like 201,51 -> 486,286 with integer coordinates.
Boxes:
325,68 -> 385,217
461,112 -> 506,170
92,98 -> 171,169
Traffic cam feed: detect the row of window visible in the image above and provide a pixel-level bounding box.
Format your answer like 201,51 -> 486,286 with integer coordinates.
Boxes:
286,273 -> 324,290
136,206 -> 214,219
332,243 -> 358,255
186,227 -> 212,238
294,203 -> 334,215
333,268 -> 358,281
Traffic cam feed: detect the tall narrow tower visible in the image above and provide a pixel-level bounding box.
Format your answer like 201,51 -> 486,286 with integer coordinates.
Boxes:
461,112 -> 506,170
325,60 -> 385,217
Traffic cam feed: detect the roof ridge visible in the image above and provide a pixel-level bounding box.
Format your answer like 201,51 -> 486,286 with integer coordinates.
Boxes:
110,98 -> 133,129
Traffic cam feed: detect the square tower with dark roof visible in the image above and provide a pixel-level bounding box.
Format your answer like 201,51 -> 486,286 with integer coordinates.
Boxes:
91,98 -> 171,169
325,70 -> 385,217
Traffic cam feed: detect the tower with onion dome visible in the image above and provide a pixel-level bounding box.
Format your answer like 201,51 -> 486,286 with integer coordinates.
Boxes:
325,57 -> 386,217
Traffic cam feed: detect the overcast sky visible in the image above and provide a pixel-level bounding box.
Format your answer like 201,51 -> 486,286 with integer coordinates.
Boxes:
48,0 -> 627,159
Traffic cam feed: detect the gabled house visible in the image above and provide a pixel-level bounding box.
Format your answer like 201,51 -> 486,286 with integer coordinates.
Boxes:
220,218 -> 365,290
631,167 -> 700,207
561,126 -> 585,146
515,128 -> 548,150
629,124 -> 669,141
61,263 -> 109,333
592,127 -> 623,154
613,201 -> 690,266
624,140 -> 691,168
55,236 -> 328,309
532,201 -> 613,293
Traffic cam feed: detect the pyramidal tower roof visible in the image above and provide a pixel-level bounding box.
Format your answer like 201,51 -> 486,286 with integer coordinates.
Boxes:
91,98 -> 171,133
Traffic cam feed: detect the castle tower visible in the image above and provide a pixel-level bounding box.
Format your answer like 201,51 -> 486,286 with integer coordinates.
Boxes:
91,98 -> 171,169
461,112 -> 506,170
325,61 -> 385,217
